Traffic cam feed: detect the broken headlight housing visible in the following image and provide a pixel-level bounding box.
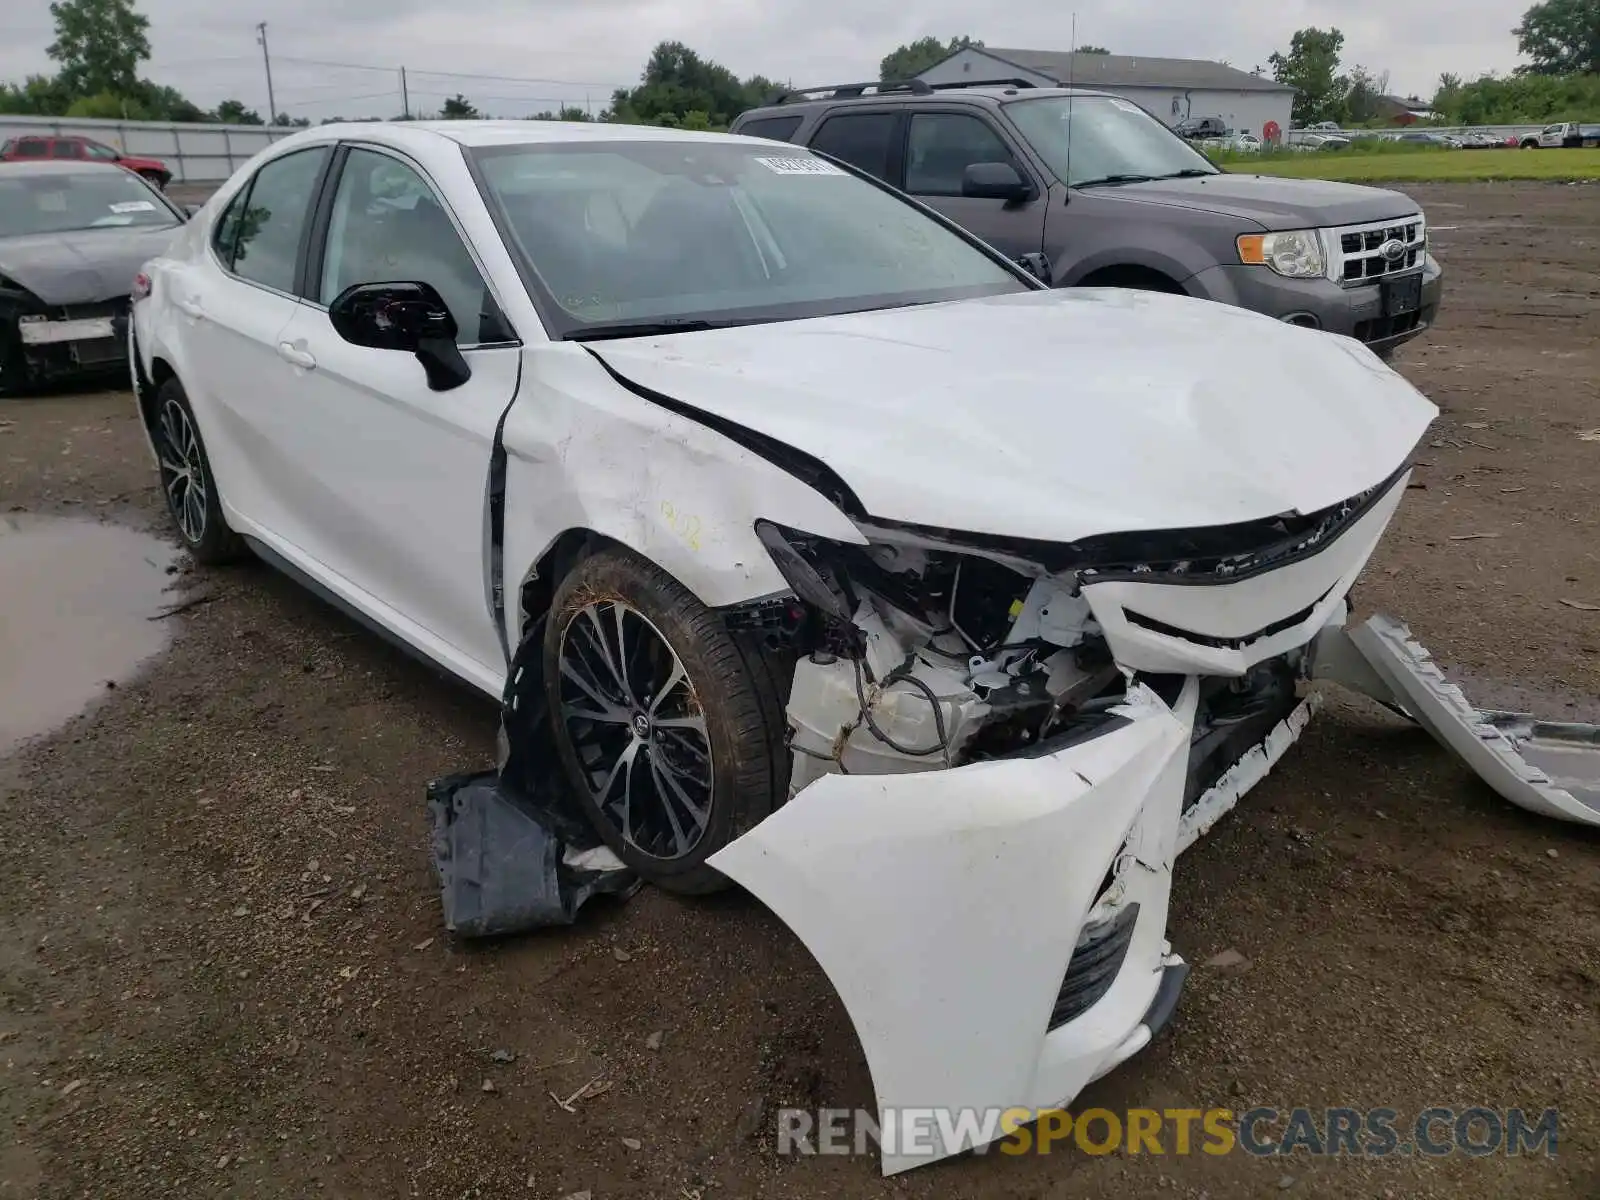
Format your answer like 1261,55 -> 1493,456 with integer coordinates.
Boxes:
1236,230 -> 1326,279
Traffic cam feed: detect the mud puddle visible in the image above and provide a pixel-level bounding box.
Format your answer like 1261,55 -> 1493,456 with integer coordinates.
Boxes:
0,514 -> 181,756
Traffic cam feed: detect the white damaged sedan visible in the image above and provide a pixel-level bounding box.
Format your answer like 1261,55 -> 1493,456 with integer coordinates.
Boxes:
130,121 -> 1600,1174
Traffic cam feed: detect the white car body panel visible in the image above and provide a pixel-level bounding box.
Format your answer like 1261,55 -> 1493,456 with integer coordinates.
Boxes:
710,680 -> 1199,1176
1080,472 -> 1408,676
584,289 -> 1436,541
125,119 -> 1600,1182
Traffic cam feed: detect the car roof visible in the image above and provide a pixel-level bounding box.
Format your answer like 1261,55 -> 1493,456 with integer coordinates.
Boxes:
739,84 -> 1114,116
0,159 -> 132,176
276,119 -> 777,154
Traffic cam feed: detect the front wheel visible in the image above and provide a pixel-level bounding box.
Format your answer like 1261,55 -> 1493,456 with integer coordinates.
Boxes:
153,378 -> 246,565
139,170 -> 168,190
542,548 -> 784,894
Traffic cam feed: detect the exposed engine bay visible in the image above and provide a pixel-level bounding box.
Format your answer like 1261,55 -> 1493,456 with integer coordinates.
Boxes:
726,479 -> 1395,811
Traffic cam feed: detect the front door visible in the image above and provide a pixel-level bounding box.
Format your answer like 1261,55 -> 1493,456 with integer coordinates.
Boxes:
261,145 -> 521,685
899,111 -> 1047,262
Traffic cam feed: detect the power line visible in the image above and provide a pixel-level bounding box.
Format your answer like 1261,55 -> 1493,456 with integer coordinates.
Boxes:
277,89 -> 402,109
270,54 -> 622,90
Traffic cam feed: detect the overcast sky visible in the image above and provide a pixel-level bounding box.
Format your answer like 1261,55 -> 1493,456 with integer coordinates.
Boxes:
5,0 -> 1531,121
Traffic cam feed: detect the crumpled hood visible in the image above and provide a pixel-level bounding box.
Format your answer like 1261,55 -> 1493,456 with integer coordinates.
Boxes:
1108,173 -> 1421,230
587,289 -> 1438,543
0,225 -> 181,306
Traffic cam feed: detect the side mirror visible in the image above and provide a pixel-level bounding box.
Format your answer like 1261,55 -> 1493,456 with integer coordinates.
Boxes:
328,281 -> 471,392
961,161 -> 1032,202
1016,252 -> 1054,286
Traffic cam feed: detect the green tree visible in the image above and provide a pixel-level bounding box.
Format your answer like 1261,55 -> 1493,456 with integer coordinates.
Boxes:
65,90 -> 151,118
1344,65 -> 1390,123
137,81 -> 205,121
1076,45 -> 1111,55
1514,0 -> 1600,75
0,74 -> 75,115
213,98 -> 263,124
1268,27 -> 1350,125
608,41 -> 771,128
878,35 -> 982,81
273,112 -> 311,127
439,93 -> 480,118
46,0 -> 150,99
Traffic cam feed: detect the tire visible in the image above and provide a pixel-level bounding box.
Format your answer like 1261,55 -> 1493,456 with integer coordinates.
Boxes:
152,377 -> 247,565
542,547 -> 783,894
139,170 -> 167,190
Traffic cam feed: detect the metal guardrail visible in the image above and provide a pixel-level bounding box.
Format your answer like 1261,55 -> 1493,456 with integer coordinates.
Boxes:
0,114 -> 301,183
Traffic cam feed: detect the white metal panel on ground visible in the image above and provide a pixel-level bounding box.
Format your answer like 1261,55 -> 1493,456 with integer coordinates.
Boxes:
1342,614 -> 1600,826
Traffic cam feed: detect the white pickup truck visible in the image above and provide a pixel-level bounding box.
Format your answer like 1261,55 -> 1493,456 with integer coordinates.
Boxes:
1520,121 -> 1600,148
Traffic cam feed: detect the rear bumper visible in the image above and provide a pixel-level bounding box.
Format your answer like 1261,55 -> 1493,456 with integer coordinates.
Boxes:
711,680 -> 1199,1175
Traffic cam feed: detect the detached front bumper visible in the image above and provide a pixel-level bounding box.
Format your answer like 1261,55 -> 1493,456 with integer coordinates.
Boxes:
1188,255 -> 1443,353
710,680 -> 1201,1175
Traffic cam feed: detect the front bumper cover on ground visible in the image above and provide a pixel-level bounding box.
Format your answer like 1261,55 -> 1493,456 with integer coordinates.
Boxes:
710,679 -> 1201,1175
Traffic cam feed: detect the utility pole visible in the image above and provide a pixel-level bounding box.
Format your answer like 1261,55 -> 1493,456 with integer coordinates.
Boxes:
400,66 -> 410,118
256,22 -> 276,124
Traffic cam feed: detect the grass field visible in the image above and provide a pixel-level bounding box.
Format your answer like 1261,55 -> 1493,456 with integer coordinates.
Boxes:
1211,147 -> 1600,182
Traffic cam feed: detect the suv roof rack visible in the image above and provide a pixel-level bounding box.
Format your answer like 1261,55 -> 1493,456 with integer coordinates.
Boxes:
772,78 -> 933,104
927,78 -> 1039,91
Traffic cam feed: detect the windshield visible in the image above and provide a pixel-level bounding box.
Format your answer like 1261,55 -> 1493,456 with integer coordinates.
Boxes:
471,140 -> 1027,336
1005,95 -> 1220,187
0,169 -> 178,237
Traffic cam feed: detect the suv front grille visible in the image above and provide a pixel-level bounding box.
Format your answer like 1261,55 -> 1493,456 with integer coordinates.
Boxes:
1332,216 -> 1425,285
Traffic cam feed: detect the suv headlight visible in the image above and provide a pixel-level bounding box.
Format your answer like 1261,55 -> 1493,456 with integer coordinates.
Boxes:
1237,230 -> 1326,279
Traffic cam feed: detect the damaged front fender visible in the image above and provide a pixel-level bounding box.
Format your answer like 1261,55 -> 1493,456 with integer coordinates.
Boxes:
708,680 -> 1198,1176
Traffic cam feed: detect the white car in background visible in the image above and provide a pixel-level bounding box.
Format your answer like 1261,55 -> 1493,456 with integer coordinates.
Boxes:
127,121 -> 1600,1175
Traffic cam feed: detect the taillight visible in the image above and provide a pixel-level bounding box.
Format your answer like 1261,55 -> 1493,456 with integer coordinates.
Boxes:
131,272 -> 151,301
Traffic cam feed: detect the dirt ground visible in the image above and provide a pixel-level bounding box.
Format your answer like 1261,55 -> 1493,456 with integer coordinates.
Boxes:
2,181 -> 1598,1200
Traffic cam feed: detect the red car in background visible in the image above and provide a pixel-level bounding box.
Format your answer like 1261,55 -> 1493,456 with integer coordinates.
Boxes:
0,134 -> 172,189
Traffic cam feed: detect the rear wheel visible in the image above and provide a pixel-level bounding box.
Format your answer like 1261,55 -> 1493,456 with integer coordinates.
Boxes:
542,548 -> 783,894
153,378 -> 246,564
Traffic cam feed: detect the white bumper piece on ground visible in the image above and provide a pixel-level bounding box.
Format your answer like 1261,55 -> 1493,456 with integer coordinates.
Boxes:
710,680 -> 1200,1176
710,603 -> 1600,1178
1318,613 -> 1600,826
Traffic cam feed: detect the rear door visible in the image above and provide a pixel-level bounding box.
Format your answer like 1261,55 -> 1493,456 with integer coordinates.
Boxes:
898,109 -> 1047,260
264,142 -> 520,684
804,109 -> 904,185
172,145 -> 333,540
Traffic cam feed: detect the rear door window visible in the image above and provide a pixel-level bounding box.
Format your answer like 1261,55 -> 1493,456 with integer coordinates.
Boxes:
48,140 -> 81,159
228,146 -> 331,294
808,112 -> 898,182
738,115 -> 803,143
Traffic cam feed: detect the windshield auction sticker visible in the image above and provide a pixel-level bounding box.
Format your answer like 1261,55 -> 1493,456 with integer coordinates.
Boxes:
754,156 -> 845,175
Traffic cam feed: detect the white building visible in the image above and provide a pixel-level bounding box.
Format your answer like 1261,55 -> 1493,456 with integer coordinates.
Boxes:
916,47 -> 1295,141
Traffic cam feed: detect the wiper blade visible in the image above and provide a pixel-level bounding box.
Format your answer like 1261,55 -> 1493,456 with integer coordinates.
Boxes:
1155,168 -> 1218,178
565,317 -> 758,343
1073,173 -> 1158,188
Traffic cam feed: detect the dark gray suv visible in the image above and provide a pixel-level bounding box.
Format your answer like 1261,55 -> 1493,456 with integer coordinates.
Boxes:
731,80 -> 1443,356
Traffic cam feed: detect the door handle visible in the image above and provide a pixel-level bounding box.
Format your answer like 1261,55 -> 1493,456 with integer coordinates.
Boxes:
175,297 -> 204,319
276,342 -> 317,370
